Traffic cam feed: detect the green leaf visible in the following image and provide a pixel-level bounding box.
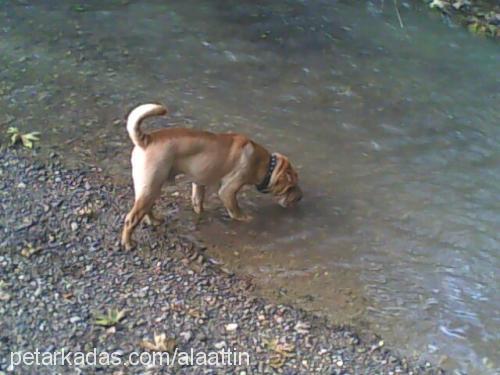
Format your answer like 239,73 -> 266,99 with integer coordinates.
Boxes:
23,139 -> 33,149
10,133 -> 19,145
23,132 -> 40,141
7,127 -> 19,135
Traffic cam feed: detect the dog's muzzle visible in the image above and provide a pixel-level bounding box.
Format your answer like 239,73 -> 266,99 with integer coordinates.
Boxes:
279,185 -> 303,208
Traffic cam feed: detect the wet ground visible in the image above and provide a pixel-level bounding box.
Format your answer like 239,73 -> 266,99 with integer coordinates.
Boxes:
0,0 -> 499,374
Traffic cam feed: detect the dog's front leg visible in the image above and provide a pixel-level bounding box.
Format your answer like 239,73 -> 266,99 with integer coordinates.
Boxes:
191,183 -> 206,215
218,182 -> 252,222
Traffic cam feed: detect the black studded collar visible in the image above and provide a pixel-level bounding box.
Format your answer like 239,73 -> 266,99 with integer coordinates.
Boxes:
256,154 -> 277,193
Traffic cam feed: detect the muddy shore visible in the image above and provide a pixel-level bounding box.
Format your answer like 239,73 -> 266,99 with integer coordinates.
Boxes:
0,147 -> 444,374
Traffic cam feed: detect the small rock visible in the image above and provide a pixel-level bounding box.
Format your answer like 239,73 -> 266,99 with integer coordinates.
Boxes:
225,323 -> 238,332
180,331 -> 192,342
0,291 -> 11,302
71,222 -> 79,231
294,321 -> 310,334
70,316 -> 81,323
214,341 -> 226,349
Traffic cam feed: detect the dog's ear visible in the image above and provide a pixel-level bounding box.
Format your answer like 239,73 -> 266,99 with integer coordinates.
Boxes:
277,155 -> 297,185
286,168 -> 298,184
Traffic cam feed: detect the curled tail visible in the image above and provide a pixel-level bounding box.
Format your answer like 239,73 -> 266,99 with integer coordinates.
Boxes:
126,103 -> 167,147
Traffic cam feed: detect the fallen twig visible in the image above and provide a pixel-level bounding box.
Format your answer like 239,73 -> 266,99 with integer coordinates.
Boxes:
393,0 -> 405,28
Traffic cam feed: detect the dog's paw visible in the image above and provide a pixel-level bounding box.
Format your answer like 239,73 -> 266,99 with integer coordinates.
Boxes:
144,213 -> 164,226
192,205 -> 203,215
121,239 -> 137,251
232,213 -> 253,222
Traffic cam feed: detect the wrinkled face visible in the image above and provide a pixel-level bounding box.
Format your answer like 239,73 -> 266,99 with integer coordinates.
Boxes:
269,154 -> 303,208
277,184 -> 303,208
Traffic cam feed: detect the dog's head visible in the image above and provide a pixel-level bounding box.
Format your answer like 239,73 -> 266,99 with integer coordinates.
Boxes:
268,153 -> 303,208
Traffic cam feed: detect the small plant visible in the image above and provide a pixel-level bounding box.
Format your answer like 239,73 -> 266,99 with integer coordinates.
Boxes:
94,309 -> 127,327
7,127 -> 40,149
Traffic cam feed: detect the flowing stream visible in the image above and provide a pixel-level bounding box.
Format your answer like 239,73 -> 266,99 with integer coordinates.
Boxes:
1,1 -> 499,373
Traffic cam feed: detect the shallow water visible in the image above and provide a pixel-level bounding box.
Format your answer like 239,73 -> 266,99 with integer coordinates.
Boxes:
1,0 -> 499,373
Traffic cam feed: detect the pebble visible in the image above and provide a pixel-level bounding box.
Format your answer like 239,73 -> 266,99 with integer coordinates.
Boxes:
214,341 -> 226,349
0,291 -> 11,302
225,323 -> 238,331
179,331 -> 192,342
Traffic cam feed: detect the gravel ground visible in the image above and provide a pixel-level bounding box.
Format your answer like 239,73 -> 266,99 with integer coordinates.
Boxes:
0,148 -> 444,375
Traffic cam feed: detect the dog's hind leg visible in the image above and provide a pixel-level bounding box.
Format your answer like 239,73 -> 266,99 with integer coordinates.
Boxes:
191,183 -> 206,215
121,193 -> 157,250
121,149 -> 169,250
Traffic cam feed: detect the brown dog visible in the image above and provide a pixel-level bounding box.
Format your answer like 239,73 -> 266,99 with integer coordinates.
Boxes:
121,103 -> 302,250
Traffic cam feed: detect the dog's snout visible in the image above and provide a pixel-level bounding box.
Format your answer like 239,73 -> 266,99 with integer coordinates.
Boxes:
295,187 -> 303,202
